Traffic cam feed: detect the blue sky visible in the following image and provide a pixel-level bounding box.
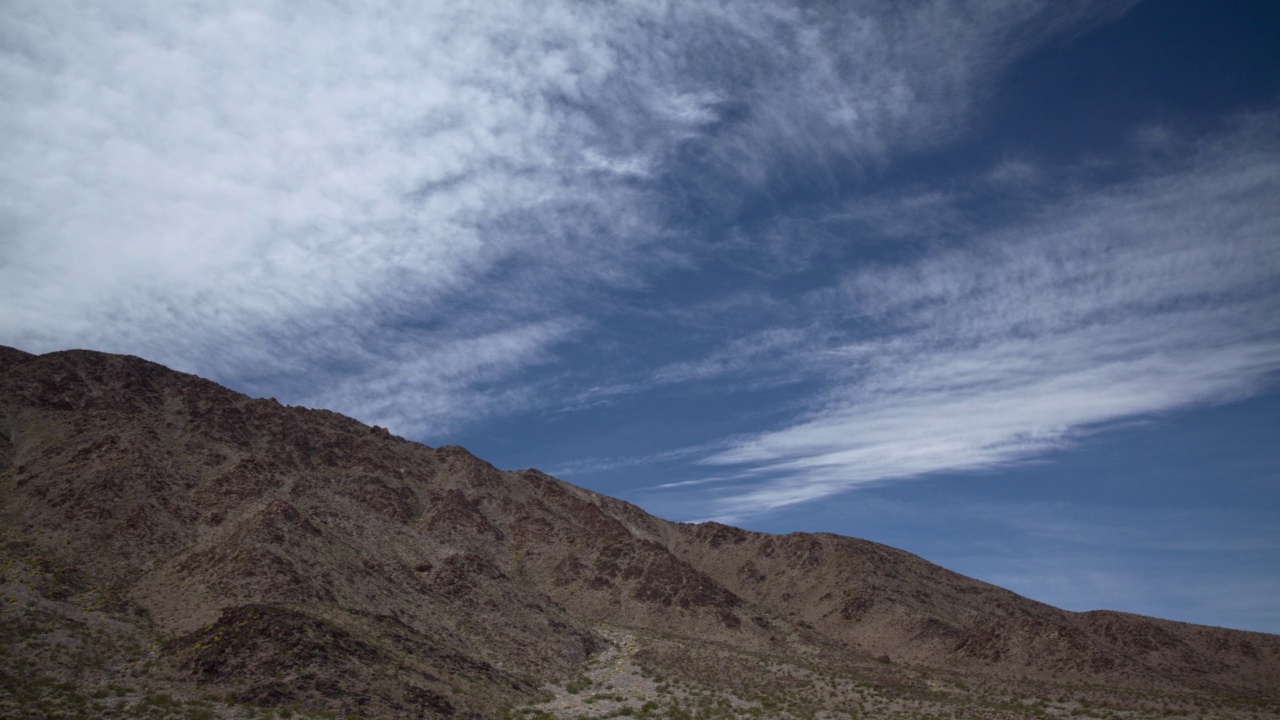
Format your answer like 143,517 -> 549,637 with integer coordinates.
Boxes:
2,1 -> 1278,632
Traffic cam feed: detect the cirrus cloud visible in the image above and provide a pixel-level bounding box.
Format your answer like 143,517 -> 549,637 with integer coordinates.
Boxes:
694,116 -> 1280,521
2,0 -> 1139,433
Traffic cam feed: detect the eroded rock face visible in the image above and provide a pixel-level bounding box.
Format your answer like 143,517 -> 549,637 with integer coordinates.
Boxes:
171,604 -> 381,681
2,345 -> 1279,720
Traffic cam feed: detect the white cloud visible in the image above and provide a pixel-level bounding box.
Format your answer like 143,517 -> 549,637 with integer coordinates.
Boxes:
0,0 -> 1137,432
697,117 -> 1280,521
309,319 -> 580,437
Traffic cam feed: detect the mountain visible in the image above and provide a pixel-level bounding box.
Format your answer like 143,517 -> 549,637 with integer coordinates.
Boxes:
1,345 -> 1277,719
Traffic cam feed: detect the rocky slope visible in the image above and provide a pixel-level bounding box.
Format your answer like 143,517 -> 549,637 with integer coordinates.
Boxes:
1,346 -> 1277,719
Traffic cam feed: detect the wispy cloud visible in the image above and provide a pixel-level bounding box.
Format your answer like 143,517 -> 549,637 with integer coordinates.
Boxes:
693,117 -> 1280,521
547,443 -> 725,478
0,0 -> 1133,433
311,320 -> 581,437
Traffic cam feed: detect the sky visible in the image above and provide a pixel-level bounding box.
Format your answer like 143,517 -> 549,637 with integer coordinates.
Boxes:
2,1 -> 1278,633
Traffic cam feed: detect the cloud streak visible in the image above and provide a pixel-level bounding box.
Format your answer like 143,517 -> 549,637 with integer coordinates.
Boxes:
695,117 -> 1280,520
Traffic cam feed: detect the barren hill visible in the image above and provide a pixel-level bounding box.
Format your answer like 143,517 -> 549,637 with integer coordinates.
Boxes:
1,346 -> 1277,719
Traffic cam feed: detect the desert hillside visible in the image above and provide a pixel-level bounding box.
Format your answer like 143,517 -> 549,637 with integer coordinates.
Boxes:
2,346 -> 1277,719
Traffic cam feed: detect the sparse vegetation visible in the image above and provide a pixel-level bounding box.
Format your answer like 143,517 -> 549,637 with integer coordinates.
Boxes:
2,348 -> 1278,719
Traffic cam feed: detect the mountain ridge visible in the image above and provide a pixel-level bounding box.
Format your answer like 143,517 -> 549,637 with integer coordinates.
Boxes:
2,345 -> 1277,719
